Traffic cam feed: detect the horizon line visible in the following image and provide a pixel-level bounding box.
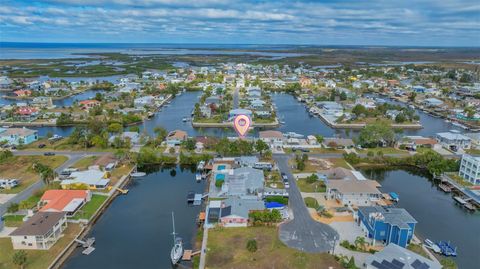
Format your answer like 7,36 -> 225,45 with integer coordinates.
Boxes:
1,41 -> 480,49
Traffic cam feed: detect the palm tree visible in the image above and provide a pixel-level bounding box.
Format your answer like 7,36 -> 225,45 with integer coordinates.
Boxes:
354,236 -> 367,251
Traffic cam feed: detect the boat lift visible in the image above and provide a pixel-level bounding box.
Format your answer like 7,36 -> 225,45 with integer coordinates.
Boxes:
74,237 -> 96,255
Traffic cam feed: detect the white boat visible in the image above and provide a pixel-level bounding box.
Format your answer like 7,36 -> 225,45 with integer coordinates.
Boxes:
424,239 -> 441,254
131,172 -> 146,177
197,160 -> 205,171
285,132 -> 304,138
170,212 -> 184,265
195,173 -> 202,181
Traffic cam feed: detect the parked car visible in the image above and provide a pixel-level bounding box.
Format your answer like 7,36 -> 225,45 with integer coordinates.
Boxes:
281,172 -> 288,181
38,143 -> 46,148
44,152 -> 55,156
284,182 -> 290,188
0,179 -> 19,189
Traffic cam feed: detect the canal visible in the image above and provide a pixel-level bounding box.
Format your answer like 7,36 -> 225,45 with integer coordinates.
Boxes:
62,165 -> 205,269
2,90 -> 464,139
360,168 -> 480,269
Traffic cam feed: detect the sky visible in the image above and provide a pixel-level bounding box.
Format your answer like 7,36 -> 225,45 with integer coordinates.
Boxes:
0,0 -> 479,46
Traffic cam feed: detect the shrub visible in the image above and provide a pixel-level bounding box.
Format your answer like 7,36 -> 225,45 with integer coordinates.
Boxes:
7,203 -> 19,214
265,196 -> 288,205
215,179 -> 224,188
246,239 -> 257,253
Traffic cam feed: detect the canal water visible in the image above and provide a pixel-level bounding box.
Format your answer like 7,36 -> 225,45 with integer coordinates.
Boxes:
1,91 -> 468,138
360,168 -> 480,269
62,165 -> 205,269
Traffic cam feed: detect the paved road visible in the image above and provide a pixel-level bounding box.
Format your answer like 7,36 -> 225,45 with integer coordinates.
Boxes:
233,87 -> 239,109
0,151 -> 108,216
274,154 -> 339,253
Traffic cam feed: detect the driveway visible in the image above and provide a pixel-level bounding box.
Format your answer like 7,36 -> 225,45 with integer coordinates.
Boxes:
274,154 -> 338,253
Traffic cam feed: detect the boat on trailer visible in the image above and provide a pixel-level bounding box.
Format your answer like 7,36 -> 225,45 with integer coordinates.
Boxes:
423,239 -> 441,254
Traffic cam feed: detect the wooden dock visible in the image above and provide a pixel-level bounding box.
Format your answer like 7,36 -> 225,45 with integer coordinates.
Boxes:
182,250 -> 201,261
438,183 -> 452,193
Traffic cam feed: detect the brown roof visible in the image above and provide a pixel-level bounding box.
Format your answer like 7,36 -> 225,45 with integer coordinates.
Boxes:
327,180 -> 381,194
10,212 -> 66,236
167,130 -> 187,140
259,130 -> 283,139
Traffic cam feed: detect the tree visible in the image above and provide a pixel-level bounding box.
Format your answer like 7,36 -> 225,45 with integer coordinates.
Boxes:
358,121 -> 395,148
346,256 -> 356,269
315,135 -> 324,144
154,126 -> 168,141
7,203 -> 19,213
408,92 -> 416,102
183,139 -> 196,151
395,113 -> 406,123
440,258 -> 458,269
352,104 -> 367,117
255,139 -> 269,155
354,236 -> 367,251
246,239 -> 257,253
12,250 -> 27,269
107,123 -> 123,134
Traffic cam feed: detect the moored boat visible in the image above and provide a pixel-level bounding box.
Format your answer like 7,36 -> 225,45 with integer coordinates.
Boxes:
170,212 -> 184,264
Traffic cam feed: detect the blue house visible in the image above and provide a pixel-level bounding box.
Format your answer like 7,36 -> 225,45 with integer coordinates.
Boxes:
357,206 -> 417,248
0,127 -> 38,145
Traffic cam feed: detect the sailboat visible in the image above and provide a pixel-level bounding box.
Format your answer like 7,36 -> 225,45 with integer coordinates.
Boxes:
170,212 -> 184,265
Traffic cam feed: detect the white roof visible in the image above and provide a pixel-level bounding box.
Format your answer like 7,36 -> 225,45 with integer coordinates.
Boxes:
62,198 -> 85,212
64,170 -> 109,186
209,200 -> 222,208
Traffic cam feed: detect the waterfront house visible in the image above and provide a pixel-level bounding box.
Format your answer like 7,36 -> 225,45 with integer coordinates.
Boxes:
10,212 -> 67,250
0,76 -> 12,89
249,99 -> 266,109
109,131 -> 141,145
246,86 -> 262,97
0,127 -> 38,145
219,197 -> 265,227
222,167 -> 264,197
326,179 -> 382,206
13,90 -> 32,97
229,109 -> 253,120
61,169 -> 110,190
259,130 -> 284,150
464,132 -> 480,149
436,131 -> 471,151
322,137 -> 354,149
365,243 -> 441,269
79,100 -> 101,110
134,95 -> 155,108
166,130 -> 188,146
397,136 -> 437,150
423,98 -> 444,107
39,190 -> 91,216
356,206 -> 417,248
200,105 -> 212,118
205,96 -> 222,106
459,154 -> 480,185
15,107 -> 39,121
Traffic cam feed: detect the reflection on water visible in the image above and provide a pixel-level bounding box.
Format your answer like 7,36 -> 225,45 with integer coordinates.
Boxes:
360,168 -> 480,269
62,165 -> 205,269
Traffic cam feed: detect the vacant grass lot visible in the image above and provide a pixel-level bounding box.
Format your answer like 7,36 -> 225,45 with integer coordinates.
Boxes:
304,197 -> 320,209
358,147 -> 410,155
71,156 -> 98,170
0,224 -> 81,269
2,215 -> 24,227
206,226 -> 340,269
0,155 -> 67,194
73,194 -> 108,220
297,179 -> 326,193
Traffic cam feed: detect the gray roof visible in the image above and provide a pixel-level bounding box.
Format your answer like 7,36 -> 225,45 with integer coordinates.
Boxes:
236,156 -> 259,167
10,212 -> 66,236
358,206 -> 417,229
226,167 -> 264,196
221,197 -> 265,219
436,132 -> 470,141
366,243 -> 441,269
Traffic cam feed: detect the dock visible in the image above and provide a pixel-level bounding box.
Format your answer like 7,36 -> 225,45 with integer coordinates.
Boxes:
116,187 -> 129,194
182,250 -> 201,261
438,183 -> 452,193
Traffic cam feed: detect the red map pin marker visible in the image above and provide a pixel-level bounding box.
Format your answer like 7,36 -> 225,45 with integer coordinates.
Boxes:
233,114 -> 251,137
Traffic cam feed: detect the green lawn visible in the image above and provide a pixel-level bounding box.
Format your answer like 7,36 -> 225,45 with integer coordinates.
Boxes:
0,155 -> 68,194
71,156 -> 98,170
407,243 -> 430,259
304,197 -> 319,209
72,194 -> 108,220
297,178 -> 326,193
0,224 -> 81,269
2,215 -> 25,227
359,147 -> 410,155
206,226 -> 339,269
447,173 -> 473,187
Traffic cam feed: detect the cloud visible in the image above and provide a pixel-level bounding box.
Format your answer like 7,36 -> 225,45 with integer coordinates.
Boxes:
0,0 -> 478,46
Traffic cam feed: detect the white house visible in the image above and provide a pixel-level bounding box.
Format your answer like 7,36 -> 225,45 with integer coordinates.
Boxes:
436,131 -> 471,151
326,179 -> 382,206
10,212 -> 67,250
